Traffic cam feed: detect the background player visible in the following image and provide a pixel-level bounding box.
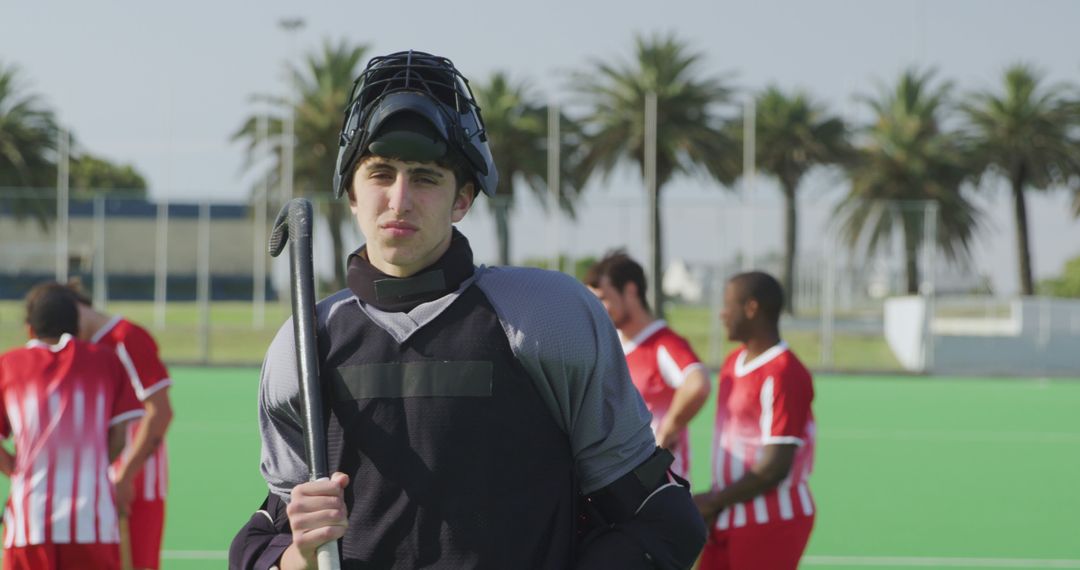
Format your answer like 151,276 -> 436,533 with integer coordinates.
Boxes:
68,282 -> 174,570
585,251 -> 710,480
693,271 -> 816,570
0,282 -> 144,570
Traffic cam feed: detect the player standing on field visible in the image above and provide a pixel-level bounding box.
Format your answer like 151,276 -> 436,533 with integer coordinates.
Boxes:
67,282 -> 174,570
229,50 -> 705,569
584,251 -> 710,481
693,272 -> 816,570
0,282 -> 144,570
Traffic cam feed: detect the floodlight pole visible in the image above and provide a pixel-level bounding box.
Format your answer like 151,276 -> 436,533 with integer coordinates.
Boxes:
742,96 -> 756,271
547,101 -> 561,272
56,127 -> 70,283
278,17 -> 304,207
645,91 -> 661,318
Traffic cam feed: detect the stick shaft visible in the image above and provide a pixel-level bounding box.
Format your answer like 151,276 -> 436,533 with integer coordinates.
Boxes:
286,208 -> 329,479
273,199 -> 338,569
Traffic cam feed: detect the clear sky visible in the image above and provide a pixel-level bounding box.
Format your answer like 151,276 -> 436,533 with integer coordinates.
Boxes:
3,0 -> 1079,293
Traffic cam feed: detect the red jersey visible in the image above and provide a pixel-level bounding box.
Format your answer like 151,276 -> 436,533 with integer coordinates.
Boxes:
623,320 -> 706,479
0,335 -> 143,548
91,317 -> 171,503
711,341 -> 815,530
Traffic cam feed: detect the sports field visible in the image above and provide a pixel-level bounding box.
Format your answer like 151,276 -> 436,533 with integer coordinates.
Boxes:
0,301 -> 903,371
1,369 -> 1078,569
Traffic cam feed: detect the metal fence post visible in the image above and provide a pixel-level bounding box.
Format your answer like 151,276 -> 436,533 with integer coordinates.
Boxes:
93,195 -> 107,308
197,201 -> 211,364
821,233 -> 837,369
154,201 -> 169,329
921,200 -> 938,373
253,111 -> 270,329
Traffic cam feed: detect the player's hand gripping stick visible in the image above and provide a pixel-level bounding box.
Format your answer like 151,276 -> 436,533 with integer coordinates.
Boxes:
269,198 -> 341,570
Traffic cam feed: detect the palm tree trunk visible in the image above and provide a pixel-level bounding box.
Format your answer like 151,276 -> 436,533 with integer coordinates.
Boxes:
903,218 -> 920,295
491,195 -> 511,266
782,181 -> 798,314
326,202 -> 347,291
1011,168 -> 1034,295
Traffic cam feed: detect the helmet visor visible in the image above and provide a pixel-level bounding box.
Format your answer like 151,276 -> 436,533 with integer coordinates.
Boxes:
364,92 -> 451,163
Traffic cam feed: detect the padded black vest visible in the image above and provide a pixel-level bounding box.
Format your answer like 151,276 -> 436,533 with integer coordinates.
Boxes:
320,286 -> 576,569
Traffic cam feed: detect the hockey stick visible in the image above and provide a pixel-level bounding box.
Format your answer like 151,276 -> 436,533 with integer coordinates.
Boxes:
269,198 -> 341,570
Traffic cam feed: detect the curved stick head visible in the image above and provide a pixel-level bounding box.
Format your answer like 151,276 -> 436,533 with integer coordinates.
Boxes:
268,203 -> 292,258
268,198 -> 314,258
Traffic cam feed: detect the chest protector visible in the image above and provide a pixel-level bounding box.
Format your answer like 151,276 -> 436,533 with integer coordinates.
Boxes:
320,286 -> 575,569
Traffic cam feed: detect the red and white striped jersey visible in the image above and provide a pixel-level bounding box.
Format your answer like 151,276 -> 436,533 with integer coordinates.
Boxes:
711,341 -> 815,530
623,320 -> 706,479
92,317 -> 171,502
0,334 -> 143,547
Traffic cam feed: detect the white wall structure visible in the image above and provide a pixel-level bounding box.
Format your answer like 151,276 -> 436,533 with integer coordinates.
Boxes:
663,258 -> 705,304
884,296 -> 931,371
885,296 -> 1080,377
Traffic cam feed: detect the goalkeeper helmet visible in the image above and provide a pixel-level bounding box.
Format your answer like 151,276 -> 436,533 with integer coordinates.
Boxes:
333,50 -> 498,199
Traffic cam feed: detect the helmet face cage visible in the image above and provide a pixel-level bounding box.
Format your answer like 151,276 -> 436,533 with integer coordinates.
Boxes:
334,50 -> 497,199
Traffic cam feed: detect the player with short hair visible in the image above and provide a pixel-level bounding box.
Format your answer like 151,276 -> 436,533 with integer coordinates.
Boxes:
693,271 -> 816,570
584,251 -> 710,480
229,50 -> 705,570
0,282 -> 144,570
67,283 -> 174,570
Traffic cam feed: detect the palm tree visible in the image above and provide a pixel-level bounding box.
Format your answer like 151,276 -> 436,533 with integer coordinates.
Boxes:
962,64 -> 1080,295
234,39 -> 368,290
748,86 -> 850,313
838,68 -> 980,294
472,72 -> 581,265
0,61 -> 58,227
571,33 -> 738,317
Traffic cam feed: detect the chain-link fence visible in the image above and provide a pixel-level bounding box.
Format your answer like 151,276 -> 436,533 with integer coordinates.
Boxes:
4,187 -> 1075,375
485,194 -> 953,373
0,188 -> 288,364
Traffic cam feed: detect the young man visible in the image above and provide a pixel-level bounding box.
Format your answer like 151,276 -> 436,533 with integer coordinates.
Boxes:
229,50 -> 705,570
693,272 -> 816,570
68,283 -> 174,570
584,251 -> 710,480
0,282 -> 144,570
